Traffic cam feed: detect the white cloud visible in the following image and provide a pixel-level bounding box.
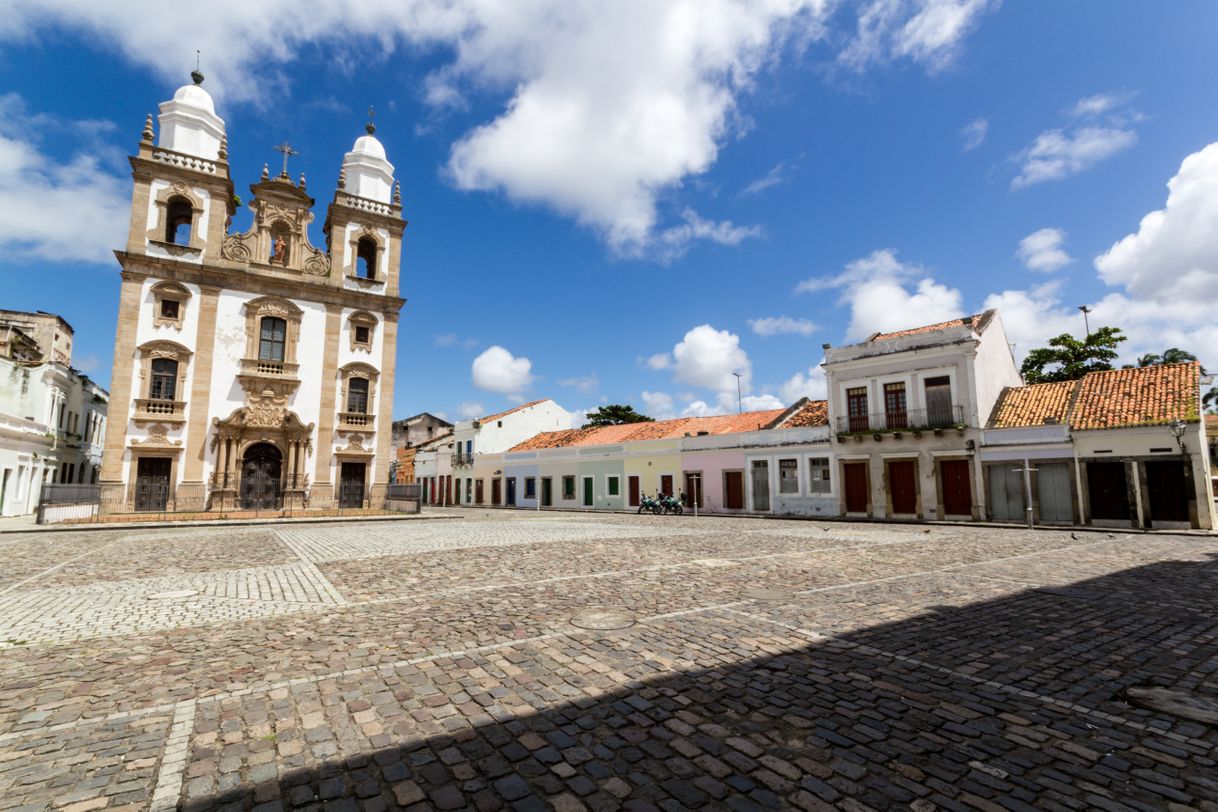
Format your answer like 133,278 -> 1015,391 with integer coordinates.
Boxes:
471,345 -> 533,395
1091,140 -> 1218,368
980,282 -> 1079,362
740,162 -> 789,196
839,0 -> 998,74
1011,127 -> 1136,189
1,1 -> 1001,259
0,94 -> 128,263
1069,92 -> 1126,119
640,352 -> 673,370
672,324 -> 752,393
796,249 -> 963,340
739,393 -> 784,411
682,399 -> 716,417
557,374 -> 599,394
780,362 -> 827,402
641,390 -> 676,419
1016,227 -> 1071,273
960,117 -> 987,151
441,2 -> 821,257
649,208 -> 762,263
435,333 -> 478,349
457,401 -> 484,419
748,316 -> 816,337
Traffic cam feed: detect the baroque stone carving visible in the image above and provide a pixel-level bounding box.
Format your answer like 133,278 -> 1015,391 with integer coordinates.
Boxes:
221,233 -> 252,261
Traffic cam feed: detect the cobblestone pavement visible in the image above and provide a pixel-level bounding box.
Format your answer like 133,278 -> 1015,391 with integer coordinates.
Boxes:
1,512 -> 1216,811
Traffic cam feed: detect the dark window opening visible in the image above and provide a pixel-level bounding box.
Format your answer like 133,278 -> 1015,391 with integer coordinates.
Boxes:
160,299 -> 180,320
150,358 -> 178,401
356,238 -> 378,279
258,317 -> 287,362
354,325 -> 370,345
924,376 -> 953,427
165,197 -> 193,245
347,378 -> 369,414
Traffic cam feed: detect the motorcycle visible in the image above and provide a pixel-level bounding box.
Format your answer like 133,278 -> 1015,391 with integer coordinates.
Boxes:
637,494 -> 663,514
660,492 -> 684,515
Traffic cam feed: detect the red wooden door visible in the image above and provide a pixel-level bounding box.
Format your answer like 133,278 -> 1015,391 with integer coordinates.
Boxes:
888,460 -> 917,515
724,471 -> 744,509
940,460 -> 972,516
844,463 -> 868,513
475,479 -> 484,505
660,475 -> 673,496
628,476 -> 640,506
491,478 -> 501,505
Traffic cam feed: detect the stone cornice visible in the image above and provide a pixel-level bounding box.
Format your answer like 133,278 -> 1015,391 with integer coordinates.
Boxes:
115,252 -> 406,316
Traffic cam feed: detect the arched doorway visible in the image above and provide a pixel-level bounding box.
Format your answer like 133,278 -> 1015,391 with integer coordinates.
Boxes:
240,443 -> 283,510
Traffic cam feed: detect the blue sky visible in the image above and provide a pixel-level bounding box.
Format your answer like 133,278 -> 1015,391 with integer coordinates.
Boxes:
3,1 -> 1217,422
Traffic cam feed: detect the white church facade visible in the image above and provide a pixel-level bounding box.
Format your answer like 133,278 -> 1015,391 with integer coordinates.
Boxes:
100,72 -> 405,512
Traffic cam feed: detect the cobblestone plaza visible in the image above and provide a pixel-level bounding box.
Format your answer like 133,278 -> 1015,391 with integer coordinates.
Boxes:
1,513 -> 1216,811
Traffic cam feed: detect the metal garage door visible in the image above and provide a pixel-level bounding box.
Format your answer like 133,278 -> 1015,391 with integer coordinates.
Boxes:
1036,463 -> 1073,524
989,465 -> 1025,522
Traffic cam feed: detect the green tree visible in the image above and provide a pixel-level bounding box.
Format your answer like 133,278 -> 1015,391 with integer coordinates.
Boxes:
1020,327 -> 1127,384
1129,347 -> 1199,368
583,404 -> 654,427
1205,387 -> 1218,413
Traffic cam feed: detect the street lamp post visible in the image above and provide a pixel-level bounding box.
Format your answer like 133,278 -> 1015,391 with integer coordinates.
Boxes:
1013,462 -> 1037,529
732,372 -> 742,414
1078,305 -> 1092,338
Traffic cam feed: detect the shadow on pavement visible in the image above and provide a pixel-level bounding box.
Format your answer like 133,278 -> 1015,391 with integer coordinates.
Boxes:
185,553 -> 1218,811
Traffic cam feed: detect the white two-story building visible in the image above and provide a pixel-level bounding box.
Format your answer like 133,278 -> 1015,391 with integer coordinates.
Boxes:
823,310 -> 1021,521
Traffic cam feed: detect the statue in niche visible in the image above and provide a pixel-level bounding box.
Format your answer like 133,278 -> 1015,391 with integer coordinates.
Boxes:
271,234 -> 289,265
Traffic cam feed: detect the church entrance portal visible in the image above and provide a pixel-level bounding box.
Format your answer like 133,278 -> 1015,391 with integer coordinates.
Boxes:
240,443 -> 283,510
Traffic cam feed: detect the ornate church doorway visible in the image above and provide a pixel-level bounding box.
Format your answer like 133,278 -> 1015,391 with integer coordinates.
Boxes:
240,443 -> 283,510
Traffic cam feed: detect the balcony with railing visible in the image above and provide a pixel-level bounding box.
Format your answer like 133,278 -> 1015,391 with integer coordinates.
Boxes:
239,358 -> 300,379
836,404 -> 965,435
451,452 -> 475,467
134,398 -> 187,423
339,412 -> 374,431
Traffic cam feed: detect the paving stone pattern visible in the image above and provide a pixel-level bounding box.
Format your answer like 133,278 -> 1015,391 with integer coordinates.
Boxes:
0,511 -> 1216,810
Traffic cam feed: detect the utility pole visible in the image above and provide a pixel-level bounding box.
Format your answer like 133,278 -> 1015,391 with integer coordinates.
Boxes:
1078,305 -> 1092,338
732,372 -> 742,414
1013,462 -> 1037,529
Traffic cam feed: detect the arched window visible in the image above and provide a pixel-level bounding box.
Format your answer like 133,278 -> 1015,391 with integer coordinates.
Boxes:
347,378 -> 370,414
165,197 -> 193,245
258,317 -> 287,362
149,358 -> 178,400
356,238 -> 378,279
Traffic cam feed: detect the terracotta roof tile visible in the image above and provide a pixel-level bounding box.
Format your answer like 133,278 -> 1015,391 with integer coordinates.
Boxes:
988,381 -> 1079,428
509,408 -> 787,452
480,400 -> 546,424
777,399 -> 829,428
1070,362 -> 1200,430
870,310 -> 992,342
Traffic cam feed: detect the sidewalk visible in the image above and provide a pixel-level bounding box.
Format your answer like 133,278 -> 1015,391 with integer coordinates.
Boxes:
0,509 -> 462,535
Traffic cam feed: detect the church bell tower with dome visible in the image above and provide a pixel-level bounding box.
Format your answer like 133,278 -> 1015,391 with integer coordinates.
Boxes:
100,73 -> 406,514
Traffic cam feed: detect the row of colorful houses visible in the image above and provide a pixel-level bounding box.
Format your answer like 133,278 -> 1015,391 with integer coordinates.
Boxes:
414,310 -> 1216,530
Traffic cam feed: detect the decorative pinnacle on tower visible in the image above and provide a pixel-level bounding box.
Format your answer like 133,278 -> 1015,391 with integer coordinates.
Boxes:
218,134 -> 228,160
337,167 -> 347,190
393,181 -> 401,206
191,50 -> 204,86
366,105 -> 376,135
141,114 -> 154,144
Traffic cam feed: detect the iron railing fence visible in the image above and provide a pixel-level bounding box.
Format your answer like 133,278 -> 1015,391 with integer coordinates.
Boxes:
450,453 -> 474,467
836,404 -> 965,434
38,484 -> 100,504
37,480 -> 419,523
